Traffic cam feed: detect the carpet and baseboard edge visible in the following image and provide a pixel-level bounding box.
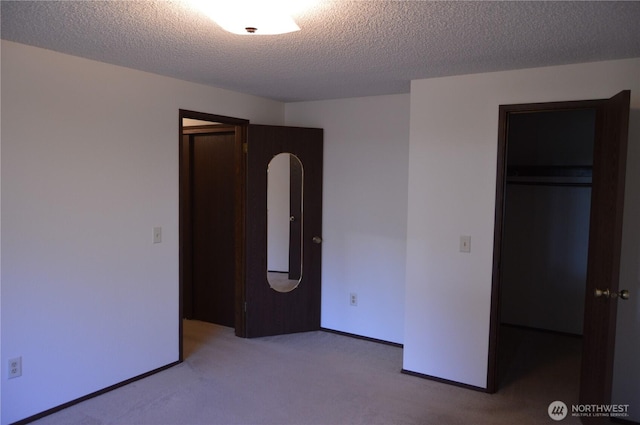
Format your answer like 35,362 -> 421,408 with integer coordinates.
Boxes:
320,327 -> 403,348
401,369 -> 488,392
319,329 -> 488,394
11,360 -> 181,425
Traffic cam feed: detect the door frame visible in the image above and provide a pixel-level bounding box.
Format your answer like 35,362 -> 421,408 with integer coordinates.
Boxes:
486,95 -> 626,394
179,109 -> 249,361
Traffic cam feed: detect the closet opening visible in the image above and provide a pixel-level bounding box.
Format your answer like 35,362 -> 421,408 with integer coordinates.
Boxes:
496,108 -> 595,400
179,110 -> 248,361
488,91 -> 631,411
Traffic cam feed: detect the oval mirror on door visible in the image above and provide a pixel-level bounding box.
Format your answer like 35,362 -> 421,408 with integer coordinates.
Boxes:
267,153 -> 303,292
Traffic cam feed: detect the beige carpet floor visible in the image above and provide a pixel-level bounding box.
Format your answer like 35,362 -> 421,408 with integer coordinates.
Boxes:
31,321 -> 582,424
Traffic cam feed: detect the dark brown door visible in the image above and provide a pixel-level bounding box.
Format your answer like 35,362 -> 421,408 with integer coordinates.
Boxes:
579,90 -> 630,419
488,91 -> 631,415
244,124 -> 323,337
188,129 -> 236,327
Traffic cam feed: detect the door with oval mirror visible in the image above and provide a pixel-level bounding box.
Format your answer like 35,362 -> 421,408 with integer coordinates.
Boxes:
267,153 -> 303,292
245,124 -> 323,337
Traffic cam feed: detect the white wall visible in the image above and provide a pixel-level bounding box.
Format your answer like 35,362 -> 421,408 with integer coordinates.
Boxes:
285,94 -> 410,344
0,40 -> 284,425
614,102 -> 640,420
404,57 -> 640,407
501,185 -> 591,334
267,153 -> 291,272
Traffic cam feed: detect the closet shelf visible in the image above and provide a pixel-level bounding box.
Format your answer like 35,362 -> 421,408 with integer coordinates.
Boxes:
506,165 -> 592,187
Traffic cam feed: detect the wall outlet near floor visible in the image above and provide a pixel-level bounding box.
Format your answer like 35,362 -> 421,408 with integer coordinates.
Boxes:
9,357 -> 22,379
350,293 -> 358,306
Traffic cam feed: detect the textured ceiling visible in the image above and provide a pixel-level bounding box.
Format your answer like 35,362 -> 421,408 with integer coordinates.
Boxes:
2,1 -> 640,102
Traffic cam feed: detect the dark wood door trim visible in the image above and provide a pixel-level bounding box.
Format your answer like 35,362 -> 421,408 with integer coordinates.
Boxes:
234,125 -> 248,337
181,109 -> 249,126
181,134 -> 193,321
178,110 -> 249,360
487,98 -> 605,393
182,124 -> 236,135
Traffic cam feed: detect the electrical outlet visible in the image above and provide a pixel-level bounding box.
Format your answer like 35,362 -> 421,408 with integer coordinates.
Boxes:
9,357 -> 22,379
350,293 -> 358,306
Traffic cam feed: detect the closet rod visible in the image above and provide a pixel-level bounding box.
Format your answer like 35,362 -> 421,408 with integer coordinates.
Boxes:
506,165 -> 592,178
506,181 -> 592,188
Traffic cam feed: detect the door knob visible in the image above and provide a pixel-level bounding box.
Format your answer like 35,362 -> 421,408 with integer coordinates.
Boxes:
595,288 -> 630,300
312,236 -> 322,244
618,289 -> 630,300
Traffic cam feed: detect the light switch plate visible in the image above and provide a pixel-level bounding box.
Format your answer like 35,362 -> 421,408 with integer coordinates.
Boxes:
153,227 -> 162,244
460,235 -> 471,253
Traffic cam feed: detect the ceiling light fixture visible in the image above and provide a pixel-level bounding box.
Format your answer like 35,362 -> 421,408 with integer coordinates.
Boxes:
187,1 -> 303,35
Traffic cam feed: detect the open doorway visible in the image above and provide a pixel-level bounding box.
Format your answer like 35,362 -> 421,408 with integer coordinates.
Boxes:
178,110 -> 325,358
495,108 -> 595,403
179,110 -> 248,360
487,92 -> 631,413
